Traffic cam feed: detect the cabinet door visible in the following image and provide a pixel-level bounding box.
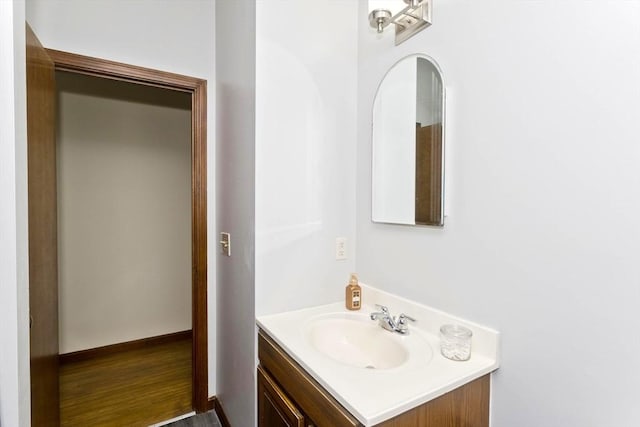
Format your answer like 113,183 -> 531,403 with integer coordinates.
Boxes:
258,366 -> 305,427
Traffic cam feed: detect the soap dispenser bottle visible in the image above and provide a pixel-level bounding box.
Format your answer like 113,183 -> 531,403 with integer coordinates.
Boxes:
345,273 -> 362,311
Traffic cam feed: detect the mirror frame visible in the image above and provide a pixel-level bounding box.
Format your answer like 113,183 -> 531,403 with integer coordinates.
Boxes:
371,53 -> 446,227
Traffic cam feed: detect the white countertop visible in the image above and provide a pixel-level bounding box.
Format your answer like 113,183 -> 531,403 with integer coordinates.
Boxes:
256,284 -> 500,426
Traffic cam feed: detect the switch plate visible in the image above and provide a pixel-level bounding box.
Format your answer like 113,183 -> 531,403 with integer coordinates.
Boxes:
335,237 -> 347,260
220,232 -> 231,256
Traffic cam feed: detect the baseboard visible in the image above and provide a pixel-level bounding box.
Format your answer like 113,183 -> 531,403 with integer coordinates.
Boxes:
209,396 -> 232,427
59,330 -> 192,365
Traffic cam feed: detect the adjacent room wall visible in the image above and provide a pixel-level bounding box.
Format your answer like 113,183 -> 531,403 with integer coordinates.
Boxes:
215,1 -> 256,426
26,0 -> 217,394
255,0 -> 359,317
56,73 -> 192,353
356,2 -> 640,426
0,1 -> 30,425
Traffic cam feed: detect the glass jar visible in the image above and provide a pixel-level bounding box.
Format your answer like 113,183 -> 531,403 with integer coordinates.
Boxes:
439,324 -> 473,361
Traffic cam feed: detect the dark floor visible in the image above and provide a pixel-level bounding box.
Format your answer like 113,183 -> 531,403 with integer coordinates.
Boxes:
162,410 -> 222,427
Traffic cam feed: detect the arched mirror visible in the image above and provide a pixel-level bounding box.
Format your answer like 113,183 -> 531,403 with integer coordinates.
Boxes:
372,54 -> 445,226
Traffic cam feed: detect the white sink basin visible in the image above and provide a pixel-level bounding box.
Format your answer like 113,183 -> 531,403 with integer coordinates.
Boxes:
306,313 -> 419,370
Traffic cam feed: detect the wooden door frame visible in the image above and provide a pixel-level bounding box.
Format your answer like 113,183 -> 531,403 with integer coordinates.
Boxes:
46,49 -> 209,413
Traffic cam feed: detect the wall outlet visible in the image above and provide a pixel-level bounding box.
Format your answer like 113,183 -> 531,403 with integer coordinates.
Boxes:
335,237 -> 347,260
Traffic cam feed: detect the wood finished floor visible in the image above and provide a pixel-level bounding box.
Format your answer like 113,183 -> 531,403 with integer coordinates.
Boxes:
60,337 -> 192,427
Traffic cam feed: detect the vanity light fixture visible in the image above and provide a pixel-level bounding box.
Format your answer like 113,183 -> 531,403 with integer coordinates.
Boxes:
368,0 -> 432,45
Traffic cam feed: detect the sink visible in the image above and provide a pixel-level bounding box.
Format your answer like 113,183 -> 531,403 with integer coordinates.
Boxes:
305,313 -> 411,370
258,298 -> 500,426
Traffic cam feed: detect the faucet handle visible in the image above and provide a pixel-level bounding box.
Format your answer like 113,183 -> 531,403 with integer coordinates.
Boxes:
374,304 -> 389,313
398,313 -> 415,323
397,314 -> 415,334
370,304 -> 391,322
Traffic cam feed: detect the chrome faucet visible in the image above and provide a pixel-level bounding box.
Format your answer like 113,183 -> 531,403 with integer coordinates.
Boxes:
370,304 -> 415,335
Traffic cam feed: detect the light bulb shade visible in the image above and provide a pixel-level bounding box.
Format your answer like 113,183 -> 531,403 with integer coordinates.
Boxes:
368,0 -> 405,16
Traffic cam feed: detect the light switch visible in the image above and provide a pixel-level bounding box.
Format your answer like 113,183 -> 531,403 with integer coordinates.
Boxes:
220,232 -> 231,256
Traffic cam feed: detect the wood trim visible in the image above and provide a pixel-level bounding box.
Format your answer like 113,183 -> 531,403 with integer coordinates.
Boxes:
47,50 -> 209,413
210,396 -> 232,427
415,123 -> 443,225
190,71 -> 209,414
59,330 -> 192,365
46,49 -> 201,92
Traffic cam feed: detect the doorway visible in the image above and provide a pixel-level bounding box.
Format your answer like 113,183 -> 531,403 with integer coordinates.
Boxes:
49,49 -> 210,420
27,31 -> 209,426
56,71 -> 192,425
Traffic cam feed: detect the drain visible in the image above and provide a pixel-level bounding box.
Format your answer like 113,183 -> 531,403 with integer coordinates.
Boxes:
365,365 -> 376,369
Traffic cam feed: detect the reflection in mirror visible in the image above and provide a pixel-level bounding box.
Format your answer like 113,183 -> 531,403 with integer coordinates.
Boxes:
372,54 -> 444,226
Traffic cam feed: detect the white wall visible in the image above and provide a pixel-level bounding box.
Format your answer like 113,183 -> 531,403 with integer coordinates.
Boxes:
372,58 -> 416,225
57,74 -> 192,353
416,57 -> 442,126
255,0 -> 359,317
25,0 -> 217,394
357,1 -> 640,426
215,1 -> 256,426
0,1 -> 30,426
216,1 -> 359,422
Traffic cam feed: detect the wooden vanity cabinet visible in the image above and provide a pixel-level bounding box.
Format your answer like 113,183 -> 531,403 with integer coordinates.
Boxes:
257,329 -> 490,427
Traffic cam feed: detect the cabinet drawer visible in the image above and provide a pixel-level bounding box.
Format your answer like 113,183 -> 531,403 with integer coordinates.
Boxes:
258,329 -> 361,427
258,365 -> 305,427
